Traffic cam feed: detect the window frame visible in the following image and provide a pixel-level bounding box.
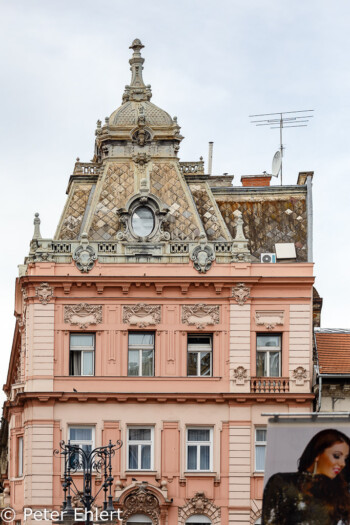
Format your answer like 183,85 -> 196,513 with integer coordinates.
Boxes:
255,427 -> 267,472
128,332 -> 155,377
17,436 -> 23,477
68,426 -> 95,470
186,427 -> 213,472
187,334 -> 213,377
69,333 -> 95,377
127,426 -> 154,471
256,334 -> 281,377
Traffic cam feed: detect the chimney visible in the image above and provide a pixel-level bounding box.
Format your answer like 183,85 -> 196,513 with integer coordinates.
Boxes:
241,174 -> 272,187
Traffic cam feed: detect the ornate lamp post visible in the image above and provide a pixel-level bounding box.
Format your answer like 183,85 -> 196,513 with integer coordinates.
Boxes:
54,439 -> 123,524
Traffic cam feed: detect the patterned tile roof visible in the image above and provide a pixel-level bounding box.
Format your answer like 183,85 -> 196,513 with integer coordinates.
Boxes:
316,331 -> 350,374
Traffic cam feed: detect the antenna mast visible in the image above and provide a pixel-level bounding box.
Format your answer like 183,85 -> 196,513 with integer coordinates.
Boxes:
249,109 -> 314,185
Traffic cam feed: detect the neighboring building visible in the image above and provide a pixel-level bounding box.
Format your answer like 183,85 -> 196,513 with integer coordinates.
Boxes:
314,329 -> 350,412
2,40 -> 316,525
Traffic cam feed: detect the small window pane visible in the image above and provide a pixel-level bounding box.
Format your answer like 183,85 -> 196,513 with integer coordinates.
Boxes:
70,428 -> 92,441
269,352 -> 280,376
140,445 -> 151,469
142,350 -> 153,376
128,350 -> 139,376
83,352 -> 94,375
256,445 -> 266,471
188,429 -> 210,441
256,352 -> 266,376
257,335 -> 280,348
70,351 -> 81,375
132,207 -> 154,237
200,445 -> 210,470
256,429 -> 267,442
200,352 -> 211,376
129,333 -> 154,346
70,334 -> 94,347
187,446 -> 197,469
129,428 -> 151,441
129,445 -> 138,469
187,353 -> 198,376
188,335 -> 212,346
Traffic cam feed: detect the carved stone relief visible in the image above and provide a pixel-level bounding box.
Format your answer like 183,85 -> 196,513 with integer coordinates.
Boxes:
190,244 -> 215,273
123,304 -> 161,328
178,492 -> 221,524
64,304 -> 102,329
35,282 -> 54,305
122,486 -> 160,524
232,282 -> 250,305
292,366 -> 308,385
255,310 -> 284,330
182,304 -> 220,329
232,366 -> 248,385
73,233 -> 97,272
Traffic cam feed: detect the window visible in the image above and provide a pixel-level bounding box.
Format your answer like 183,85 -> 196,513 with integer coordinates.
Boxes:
186,517 -> 211,524
18,436 -> 23,477
69,334 -> 95,376
128,333 -> 154,377
256,335 -> 281,377
127,427 -> 153,470
255,428 -> 267,472
68,427 -> 94,468
187,335 -> 212,377
186,428 -> 212,471
131,206 -> 155,237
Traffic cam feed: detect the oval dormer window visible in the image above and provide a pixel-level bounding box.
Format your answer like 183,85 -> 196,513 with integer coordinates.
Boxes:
131,206 -> 154,237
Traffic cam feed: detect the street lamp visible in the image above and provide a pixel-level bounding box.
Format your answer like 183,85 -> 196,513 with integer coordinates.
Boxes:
54,439 -> 122,524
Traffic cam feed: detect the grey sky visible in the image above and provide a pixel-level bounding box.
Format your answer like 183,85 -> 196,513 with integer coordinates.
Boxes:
1,0 -> 349,395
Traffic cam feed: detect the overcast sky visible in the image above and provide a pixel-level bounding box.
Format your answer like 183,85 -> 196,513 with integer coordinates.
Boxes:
0,0 -> 349,396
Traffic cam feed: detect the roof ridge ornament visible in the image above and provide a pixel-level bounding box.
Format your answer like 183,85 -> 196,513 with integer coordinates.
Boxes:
123,39 -> 152,103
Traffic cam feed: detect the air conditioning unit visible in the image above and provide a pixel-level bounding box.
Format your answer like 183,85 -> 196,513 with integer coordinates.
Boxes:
261,253 -> 276,263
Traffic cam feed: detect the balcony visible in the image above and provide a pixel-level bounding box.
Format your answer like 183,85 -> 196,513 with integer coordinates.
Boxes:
251,377 -> 290,393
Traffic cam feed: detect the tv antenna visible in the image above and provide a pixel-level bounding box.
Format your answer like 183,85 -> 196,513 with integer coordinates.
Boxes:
249,109 -> 314,185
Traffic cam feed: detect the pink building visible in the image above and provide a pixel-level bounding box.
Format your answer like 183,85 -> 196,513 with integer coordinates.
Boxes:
2,40 -> 316,525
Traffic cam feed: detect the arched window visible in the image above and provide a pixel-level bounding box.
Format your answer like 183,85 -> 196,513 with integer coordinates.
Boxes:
127,515 -> 152,524
185,515 -> 211,524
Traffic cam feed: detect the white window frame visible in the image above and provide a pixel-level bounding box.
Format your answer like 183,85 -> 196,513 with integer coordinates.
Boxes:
256,334 -> 281,377
186,427 -> 213,472
68,426 -> 95,469
18,436 -> 23,477
187,334 -> 213,377
127,426 -> 154,471
69,333 -> 95,376
128,332 -> 155,377
255,428 -> 267,472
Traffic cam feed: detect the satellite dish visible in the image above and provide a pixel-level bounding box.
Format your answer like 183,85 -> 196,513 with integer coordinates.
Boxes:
271,151 -> 282,177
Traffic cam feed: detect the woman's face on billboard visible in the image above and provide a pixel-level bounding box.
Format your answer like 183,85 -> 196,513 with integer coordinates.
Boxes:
315,441 -> 349,478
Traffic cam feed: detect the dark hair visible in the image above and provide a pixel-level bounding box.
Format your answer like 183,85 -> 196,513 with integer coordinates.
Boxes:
298,428 -> 350,473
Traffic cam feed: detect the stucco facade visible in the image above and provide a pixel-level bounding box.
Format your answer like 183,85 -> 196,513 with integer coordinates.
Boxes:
2,40 -> 315,525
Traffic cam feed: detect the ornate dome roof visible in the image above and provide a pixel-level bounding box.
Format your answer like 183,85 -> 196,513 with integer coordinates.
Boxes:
109,100 -> 173,128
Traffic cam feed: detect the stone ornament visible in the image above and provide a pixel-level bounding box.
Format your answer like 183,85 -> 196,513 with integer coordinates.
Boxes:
255,310 -> 284,330
232,366 -> 248,385
182,304 -> 220,329
231,209 -> 251,262
178,492 -> 221,524
123,485 -> 160,524
73,233 -> 97,273
64,304 -> 102,330
232,282 -> 250,305
123,304 -> 161,327
292,366 -> 308,385
190,244 -> 215,273
35,283 -> 54,305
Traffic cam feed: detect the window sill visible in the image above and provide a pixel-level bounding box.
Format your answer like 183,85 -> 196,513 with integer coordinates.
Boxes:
125,470 -> 157,474
184,471 -> 216,476
253,471 -> 265,476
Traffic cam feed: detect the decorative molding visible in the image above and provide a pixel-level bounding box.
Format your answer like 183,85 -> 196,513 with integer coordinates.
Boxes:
35,282 -> 54,305
255,310 -> 284,330
123,304 -> 161,327
178,492 -> 221,525
232,282 -> 250,305
190,244 -> 215,273
73,233 -> 97,273
122,485 -> 160,524
292,366 -> 308,385
182,304 -> 220,329
232,366 -> 248,385
64,304 -> 102,329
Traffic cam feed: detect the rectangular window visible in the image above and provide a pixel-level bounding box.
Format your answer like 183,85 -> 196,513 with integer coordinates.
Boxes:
187,335 -> 212,377
128,333 -> 154,377
68,427 -> 94,469
127,427 -> 153,470
69,334 -> 95,376
255,428 -> 267,472
256,334 -> 281,377
18,436 -> 23,477
186,428 -> 212,471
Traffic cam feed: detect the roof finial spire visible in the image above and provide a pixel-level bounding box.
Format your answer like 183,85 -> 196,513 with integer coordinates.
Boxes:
122,39 -> 152,103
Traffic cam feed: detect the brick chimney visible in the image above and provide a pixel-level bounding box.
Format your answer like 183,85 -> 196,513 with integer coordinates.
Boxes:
241,174 -> 272,187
